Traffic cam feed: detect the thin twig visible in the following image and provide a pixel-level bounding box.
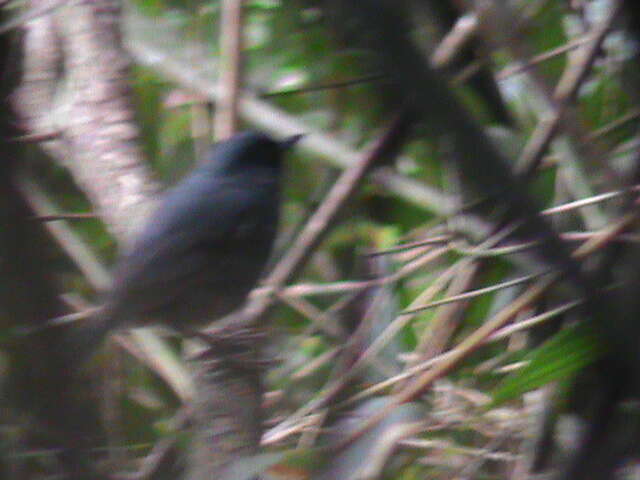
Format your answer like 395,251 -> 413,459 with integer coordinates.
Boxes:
260,73 -> 386,98
496,34 -> 593,81
32,212 -> 96,221
542,188 -> 637,215
213,0 -> 244,140
17,174 -> 111,290
276,294 -> 345,339
403,262 -> 481,386
587,107 -> 640,140
489,299 -> 583,342
401,271 -> 550,315
367,234 -> 455,256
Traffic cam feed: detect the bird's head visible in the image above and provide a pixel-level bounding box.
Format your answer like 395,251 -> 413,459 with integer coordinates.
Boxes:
204,131 -> 303,174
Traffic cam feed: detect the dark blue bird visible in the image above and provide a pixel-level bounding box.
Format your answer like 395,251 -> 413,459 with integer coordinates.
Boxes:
74,131 -> 301,360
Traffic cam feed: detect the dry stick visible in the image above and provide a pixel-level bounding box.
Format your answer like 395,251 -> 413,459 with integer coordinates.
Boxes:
367,234 -> 455,256
276,294 -> 345,339
32,212 -> 96,221
402,271 -> 550,315
452,434 -> 511,478
400,438 -> 516,462
610,136 -> 640,158
587,107 -> 640,140
449,239 -> 540,257
452,229 -> 639,260
17,174 -> 111,290
515,0 -> 624,177
572,210 -> 640,258
431,12 -> 479,68
386,245 -> 451,283
561,231 -> 640,243
257,260 -> 448,299
213,0 -> 243,140
451,29 -> 594,90
403,262 -> 481,384
260,73 -> 387,98
268,280 -> 374,298
291,347 -> 342,380
496,34 -> 593,81
11,130 -> 62,142
406,182 -> 634,265
489,299 -> 583,342
542,188 -> 638,215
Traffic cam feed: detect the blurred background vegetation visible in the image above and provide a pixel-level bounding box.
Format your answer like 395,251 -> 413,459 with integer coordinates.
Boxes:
3,0 -> 640,479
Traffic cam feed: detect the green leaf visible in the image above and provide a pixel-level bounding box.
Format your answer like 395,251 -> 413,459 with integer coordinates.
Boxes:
490,322 -> 608,407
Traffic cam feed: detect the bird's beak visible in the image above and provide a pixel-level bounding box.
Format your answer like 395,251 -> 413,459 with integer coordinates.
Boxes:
280,134 -> 304,151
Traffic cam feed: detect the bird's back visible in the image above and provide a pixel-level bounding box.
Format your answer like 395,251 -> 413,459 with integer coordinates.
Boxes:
107,150 -> 281,330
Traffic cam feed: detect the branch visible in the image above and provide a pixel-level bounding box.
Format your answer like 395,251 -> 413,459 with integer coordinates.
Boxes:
213,0 -> 244,140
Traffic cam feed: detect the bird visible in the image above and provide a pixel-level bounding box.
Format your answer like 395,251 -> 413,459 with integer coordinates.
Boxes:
70,130 -> 302,362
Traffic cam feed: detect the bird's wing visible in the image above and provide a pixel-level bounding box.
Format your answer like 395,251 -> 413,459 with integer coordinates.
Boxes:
107,175 -> 277,315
